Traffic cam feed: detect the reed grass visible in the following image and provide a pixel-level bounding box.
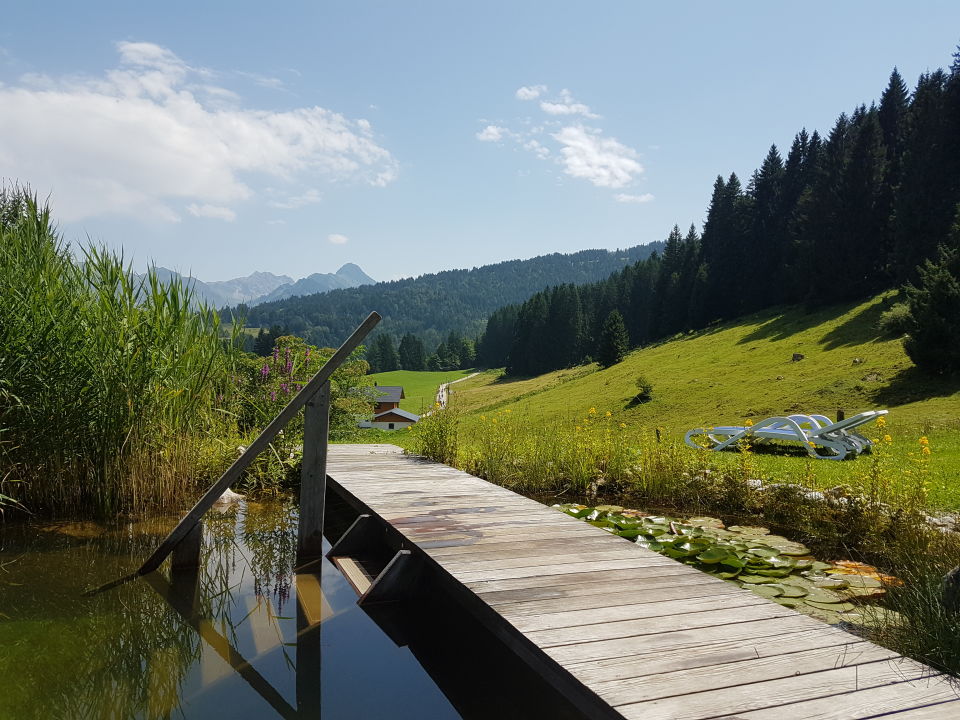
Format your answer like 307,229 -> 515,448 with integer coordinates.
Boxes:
0,189 -> 242,517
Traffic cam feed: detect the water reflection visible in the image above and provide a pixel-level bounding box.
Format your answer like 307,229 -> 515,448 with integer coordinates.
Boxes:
0,500 -> 462,720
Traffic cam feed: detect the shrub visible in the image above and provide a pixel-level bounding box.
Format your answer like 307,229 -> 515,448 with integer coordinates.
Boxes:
633,375 -> 654,403
877,301 -> 911,337
903,245 -> 960,375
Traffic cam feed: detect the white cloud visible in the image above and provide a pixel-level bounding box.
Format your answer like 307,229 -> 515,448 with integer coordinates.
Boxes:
614,193 -> 655,204
515,84 -> 546,101
539,89 -> 599,119
187,203 -> 237,221
476,125 -> 507,142
328,233 -> 348,245
523,139 -> 551,160
268,188 -> 322,209
0,41 -> 397,223
551,125 -> 643,189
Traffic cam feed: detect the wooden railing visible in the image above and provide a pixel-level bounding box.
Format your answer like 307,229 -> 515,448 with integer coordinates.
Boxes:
136,311 -> 381,576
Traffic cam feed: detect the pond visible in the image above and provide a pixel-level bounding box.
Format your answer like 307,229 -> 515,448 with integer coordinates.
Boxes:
0,498 -> 583,719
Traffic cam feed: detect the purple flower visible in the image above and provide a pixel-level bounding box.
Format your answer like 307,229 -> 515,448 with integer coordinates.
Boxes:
285,360 -> 292,374
305,349 -> 311,362
261,364 -> 270,378
281,383 -> 289,394
273,347 -> 279,362
270,391 -> 276,402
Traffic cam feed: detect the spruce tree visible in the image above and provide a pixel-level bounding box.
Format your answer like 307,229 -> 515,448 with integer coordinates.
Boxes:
597,310 -> 629,368
903,243 -> 960,374
398,333 -> 426,370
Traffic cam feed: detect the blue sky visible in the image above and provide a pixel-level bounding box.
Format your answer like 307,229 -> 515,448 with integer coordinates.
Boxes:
1,2 -> 958,283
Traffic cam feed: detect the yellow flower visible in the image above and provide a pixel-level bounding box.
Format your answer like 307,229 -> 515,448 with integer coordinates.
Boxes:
605,410 -> 612,417
745,418 -> 753,427
619,422 -> 626,429
589,407 -> 597,415
922,446 -> 931,455
491,418 -> 498,424
480,415 -> 486,421
883,434 -> 892,444
807,441 -> 815,448
575,426 -> 582,432
505,408 -> 512,413
876,416 -> 886,429
919,436 -> 929,446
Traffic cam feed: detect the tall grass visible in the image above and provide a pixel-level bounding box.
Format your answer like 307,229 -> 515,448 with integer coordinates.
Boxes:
0,189 -> 240,516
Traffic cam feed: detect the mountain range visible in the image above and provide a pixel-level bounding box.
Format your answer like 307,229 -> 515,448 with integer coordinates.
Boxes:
240,244 -> 664,349
151,263 -> 375,307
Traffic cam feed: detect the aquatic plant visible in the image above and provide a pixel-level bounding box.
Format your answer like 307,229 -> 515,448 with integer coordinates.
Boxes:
0,190 -> 243,516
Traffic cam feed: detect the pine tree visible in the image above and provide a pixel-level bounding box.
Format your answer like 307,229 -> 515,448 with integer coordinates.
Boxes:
398,333 -> 426,370
903,243 -> 960,374
368,334 -> 399,372
597,310 -> 629,368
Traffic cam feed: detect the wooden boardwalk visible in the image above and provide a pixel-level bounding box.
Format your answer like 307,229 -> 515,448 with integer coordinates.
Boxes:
326,444 -> 959,719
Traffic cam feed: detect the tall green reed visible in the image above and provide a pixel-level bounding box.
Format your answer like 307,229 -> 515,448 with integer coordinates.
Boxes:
0,190 -> 241,517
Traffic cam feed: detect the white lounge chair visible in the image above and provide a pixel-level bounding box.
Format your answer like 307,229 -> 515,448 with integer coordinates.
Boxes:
684,410 -> 888,461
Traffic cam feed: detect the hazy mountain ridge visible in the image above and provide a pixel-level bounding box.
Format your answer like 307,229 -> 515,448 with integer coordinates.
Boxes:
241,243 -> 664,349
149,264 -> 374,307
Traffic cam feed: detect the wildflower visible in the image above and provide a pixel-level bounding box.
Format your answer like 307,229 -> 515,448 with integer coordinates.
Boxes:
808,441 -> 815,448
589,407 -> 597,415
273,347 -> 279,362
491,418 -> 498,424
605,411 -> 612,417
619,423 -> 626,429
919,436 -> 929,446
745,418 -> 753,427
505,408 -> 512,413
480,415 -> 486,421
876,416 -> 886,429
575,426 -> 582,432
281,383 -> 289,394
285,361 -> 293,374
270,391 -> 276,402
922,446 -> 931,455
883,434 -> 892,444
261,364 -> 270,378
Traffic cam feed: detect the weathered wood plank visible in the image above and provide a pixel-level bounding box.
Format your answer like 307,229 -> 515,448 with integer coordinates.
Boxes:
716,676 -> 959,719
616,658 -> 945,720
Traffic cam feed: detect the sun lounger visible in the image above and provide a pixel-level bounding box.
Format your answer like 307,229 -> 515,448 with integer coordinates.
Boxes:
684,410 -> 888,461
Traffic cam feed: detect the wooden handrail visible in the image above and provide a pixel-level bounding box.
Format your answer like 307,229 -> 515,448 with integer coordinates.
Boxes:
135,311 -> 381,576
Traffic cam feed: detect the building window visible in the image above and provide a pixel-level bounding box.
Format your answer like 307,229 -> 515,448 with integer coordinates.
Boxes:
388,423 -> 395,430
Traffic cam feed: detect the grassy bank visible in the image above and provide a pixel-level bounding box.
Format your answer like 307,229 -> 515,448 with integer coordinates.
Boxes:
368,369 -> 473,413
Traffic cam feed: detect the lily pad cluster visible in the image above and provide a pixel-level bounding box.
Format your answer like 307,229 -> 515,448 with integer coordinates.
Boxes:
555,504 -> 894,626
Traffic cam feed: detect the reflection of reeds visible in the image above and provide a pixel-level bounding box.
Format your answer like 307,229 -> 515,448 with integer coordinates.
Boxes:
0,190 -> 242,517
1,500 -> 302,719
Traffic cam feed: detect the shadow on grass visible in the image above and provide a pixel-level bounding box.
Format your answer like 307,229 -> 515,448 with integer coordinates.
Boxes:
871,366 -> 960,406
818,296 -> 894,350
735,303 -> 845,345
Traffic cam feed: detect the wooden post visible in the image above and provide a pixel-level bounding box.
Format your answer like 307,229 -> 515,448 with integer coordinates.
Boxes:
297,381 -> 330,565
171,521 -> 202,571
838,408 -> 846,421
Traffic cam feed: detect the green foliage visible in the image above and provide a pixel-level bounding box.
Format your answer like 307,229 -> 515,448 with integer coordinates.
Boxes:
397,333 -> 426,370
633,375 -> 654,403
0,192 -> 242,516
903,245 -> 960,374
409,404 -> 459,466
878,301 -> 912,337
597,310 -> 629,368
236,336 -> 372,492
366,334 -> 399,372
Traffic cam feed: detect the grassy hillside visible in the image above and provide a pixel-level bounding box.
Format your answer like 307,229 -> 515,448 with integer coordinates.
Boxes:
447,293 -> 960,507
369,369 -> 474,414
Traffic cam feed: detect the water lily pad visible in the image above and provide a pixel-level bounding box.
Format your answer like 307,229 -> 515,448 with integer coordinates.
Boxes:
750,585 -> 784,598
774,597 -> 803,608
696,547 -> 732,563
747,547 -> 780,559
805,600 -> 856,612
804,588 -> 845,604
594,505 -> 624,513
686,516 -> 725,529
728,525 -> 770,535
739,574 -> 776,584
814,577 -> 849,590
842,574 -> 883,589
778,545 -> 812,556
770,583 -> 808,598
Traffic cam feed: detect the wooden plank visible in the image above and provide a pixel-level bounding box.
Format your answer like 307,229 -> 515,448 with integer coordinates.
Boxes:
565,624 -> 861,683
333,556 -> 373,596
464,564 -> 695,594
297,380 -> 330,564
716,676 -> 959,719
881,700 -> 960,718
616,658 -> 944,720
451,556 -> 679,583
437,546 -> 665,573
136,312 -> 380,576
593,641 -> 896,706
505,592 -> 773,634
527,602 -> 795,648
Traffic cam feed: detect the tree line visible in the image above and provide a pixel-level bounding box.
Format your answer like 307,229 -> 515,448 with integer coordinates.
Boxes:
235,245 -> 662,353
479,52 -> 960,376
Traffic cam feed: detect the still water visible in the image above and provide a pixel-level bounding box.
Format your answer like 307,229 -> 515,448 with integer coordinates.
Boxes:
0,500 -> 466,719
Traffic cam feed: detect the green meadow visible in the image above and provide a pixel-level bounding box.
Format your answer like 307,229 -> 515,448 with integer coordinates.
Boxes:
368,369 -> 474,414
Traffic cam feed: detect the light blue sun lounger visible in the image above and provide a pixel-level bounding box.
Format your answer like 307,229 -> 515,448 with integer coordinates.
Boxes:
684,410 -> 888,461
